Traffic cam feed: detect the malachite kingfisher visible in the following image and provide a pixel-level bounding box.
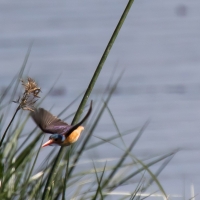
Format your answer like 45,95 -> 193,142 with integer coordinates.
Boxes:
31,101 -> 92,147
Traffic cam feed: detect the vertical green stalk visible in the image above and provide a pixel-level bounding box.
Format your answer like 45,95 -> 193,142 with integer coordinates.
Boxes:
0,105 -> 20,147
0,43 -> 33,147
42,0 -> 135,199
67,72 -> 123,181
72,0 -> 134,124
62,147 -> 71,200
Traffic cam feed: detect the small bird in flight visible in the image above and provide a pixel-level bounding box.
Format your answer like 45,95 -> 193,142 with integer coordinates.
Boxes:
31,101 -> 92,147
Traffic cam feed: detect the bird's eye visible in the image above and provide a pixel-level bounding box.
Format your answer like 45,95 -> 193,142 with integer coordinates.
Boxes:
55,138 -> 58,141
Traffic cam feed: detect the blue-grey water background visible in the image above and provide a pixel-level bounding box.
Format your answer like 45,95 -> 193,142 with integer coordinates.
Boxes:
0,0 -> 200,198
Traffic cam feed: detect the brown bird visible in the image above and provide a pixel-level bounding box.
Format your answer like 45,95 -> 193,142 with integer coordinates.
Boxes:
31,101 -> 92,147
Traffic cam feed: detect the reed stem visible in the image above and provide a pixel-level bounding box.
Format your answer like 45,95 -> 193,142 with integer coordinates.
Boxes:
42,1 -> 135,199
0,105 -> 20,147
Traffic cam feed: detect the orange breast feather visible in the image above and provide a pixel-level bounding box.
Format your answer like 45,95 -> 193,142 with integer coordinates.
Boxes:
62,126 -> 84,146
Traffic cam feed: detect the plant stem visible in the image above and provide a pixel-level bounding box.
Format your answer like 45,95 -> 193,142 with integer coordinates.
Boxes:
72,0 -> 134,124
0,105 -> 20,147
62,146 -> 71,200
42,1 -> 135,199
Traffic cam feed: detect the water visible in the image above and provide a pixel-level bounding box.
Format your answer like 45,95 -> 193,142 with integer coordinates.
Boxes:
0,0 -> 200,198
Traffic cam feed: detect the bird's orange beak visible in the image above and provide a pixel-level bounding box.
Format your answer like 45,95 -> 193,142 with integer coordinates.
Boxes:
42,139 -> 54,147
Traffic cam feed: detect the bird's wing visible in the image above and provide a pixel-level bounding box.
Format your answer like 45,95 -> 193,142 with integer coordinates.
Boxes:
31,108 -> 71,134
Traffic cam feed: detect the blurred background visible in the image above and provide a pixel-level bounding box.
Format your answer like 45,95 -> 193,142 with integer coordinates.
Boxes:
0,0 -> 200,198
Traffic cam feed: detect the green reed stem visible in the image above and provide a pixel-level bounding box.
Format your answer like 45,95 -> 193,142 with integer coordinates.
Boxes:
42,1 -> 135,199
0,105 -> 20,147
72,0 -> 134,123
0,43 -> 32,147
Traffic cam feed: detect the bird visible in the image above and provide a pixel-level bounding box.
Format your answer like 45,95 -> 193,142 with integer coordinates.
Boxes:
31,100 -> 92,147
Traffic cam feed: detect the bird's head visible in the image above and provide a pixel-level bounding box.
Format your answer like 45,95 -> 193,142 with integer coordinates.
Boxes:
42,134 -> 64,147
